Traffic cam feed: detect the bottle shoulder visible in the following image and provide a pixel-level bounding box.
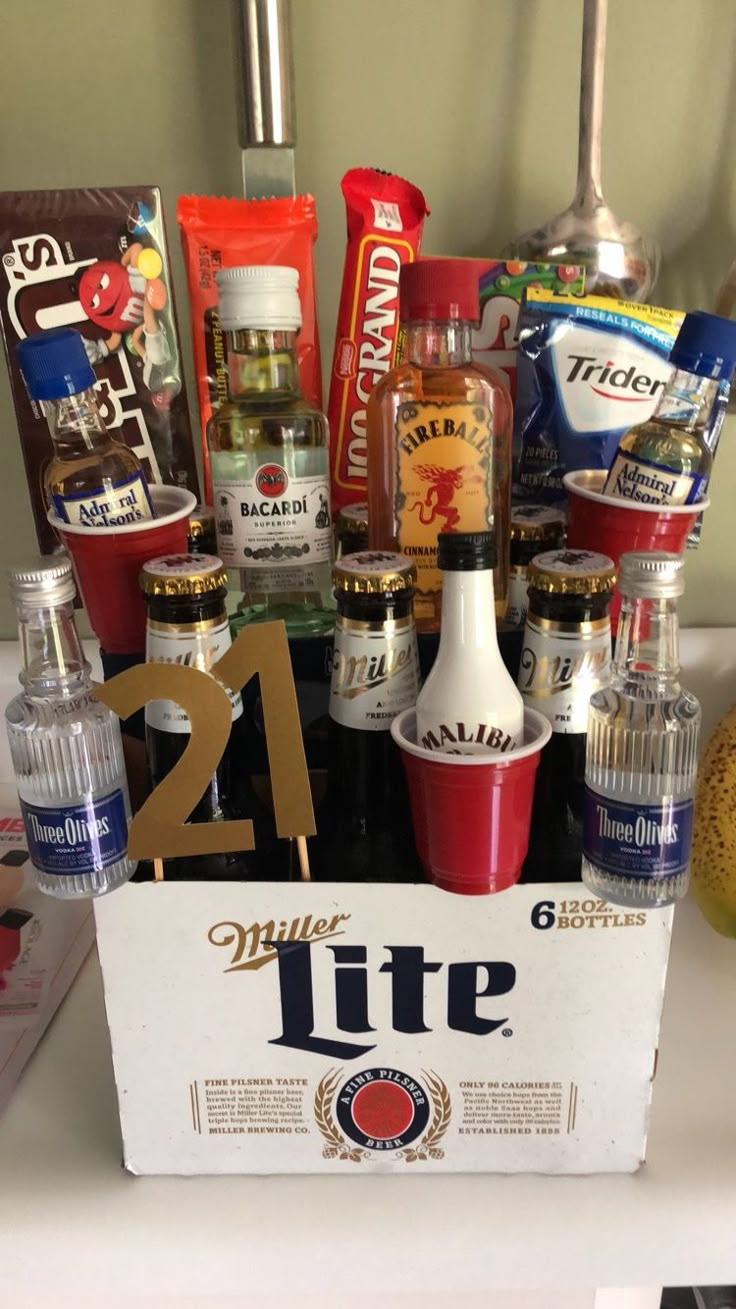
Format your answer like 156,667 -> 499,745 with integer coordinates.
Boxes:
5,683 -> 115,735
45,443 -> 146,491
589,681 -> 701,723
208,397 -> 328,453
618,419 -> 711,468
367,362 -> 511,410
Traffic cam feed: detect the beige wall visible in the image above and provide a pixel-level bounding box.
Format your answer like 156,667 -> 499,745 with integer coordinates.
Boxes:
1,0 -> 735,636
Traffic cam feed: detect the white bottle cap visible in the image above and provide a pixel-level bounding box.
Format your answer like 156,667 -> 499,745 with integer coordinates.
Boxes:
215,266 -> 302,332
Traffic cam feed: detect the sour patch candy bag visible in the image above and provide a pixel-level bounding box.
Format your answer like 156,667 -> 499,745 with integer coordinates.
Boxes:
513,290 -> 683,503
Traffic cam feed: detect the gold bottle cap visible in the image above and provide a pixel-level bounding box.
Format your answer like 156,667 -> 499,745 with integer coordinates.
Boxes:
337,502 -> 369,531
527,548 -> 616,594
511,505 -> 567,542
187,503 -> 216,541
140,553 -> 227,597
333,550 -> 416,594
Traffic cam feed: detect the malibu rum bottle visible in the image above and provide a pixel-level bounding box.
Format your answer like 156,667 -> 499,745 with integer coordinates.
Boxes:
208,266 -> 334,636
366,259 -> 512,631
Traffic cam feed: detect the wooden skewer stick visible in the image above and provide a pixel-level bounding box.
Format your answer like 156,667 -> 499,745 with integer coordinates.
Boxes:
297,836 -> 311,882
153,857 -> 164,883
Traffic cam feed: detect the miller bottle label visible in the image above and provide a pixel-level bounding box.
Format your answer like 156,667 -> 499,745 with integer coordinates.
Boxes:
330,614 -> 418,731
518,614 -> 611,733
518,549 -> 615,735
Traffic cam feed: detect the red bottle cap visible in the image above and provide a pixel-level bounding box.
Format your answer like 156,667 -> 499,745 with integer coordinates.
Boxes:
400,258 -> 480,324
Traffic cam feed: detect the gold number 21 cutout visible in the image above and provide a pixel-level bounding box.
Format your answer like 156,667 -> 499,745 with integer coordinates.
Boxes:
95,621 -> 315,861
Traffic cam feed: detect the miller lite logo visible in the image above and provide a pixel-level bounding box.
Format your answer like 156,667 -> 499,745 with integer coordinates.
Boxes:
209,912 -> 517,1061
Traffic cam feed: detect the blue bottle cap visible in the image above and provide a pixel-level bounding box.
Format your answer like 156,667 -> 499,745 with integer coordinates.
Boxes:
16,328 -> 96,401
669,311 -> 736,380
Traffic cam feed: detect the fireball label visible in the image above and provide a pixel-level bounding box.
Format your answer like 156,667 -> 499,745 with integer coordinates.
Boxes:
394,402 -> 492,595
212,464 -> 332,570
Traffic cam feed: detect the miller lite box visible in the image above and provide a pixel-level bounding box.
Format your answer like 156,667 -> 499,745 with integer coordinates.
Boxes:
0,788 -> 94,1116
0,186 -> 200,553
95,881 -> 672,1175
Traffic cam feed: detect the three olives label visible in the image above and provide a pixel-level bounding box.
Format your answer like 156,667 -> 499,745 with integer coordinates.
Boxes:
213,465 -> 332,568
394,402 -> 491,595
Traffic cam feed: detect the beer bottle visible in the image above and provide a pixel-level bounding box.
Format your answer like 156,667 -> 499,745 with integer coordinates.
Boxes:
335,502 -> 369,558
311,551 -> 421,882
517,549 -> 615,882
140,553 -> 283,880
506,505 -> 566,630
415,531 -> 524,756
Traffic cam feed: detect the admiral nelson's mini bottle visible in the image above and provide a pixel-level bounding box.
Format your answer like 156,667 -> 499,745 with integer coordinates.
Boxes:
17,328 -> 154,528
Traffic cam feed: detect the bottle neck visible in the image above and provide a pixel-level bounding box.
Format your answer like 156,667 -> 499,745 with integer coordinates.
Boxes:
403,320 -> 474,368
613,595 -> 681,695
42,387 -> 111,455
226,329 -> 301,399
17,599 -> 90,695
653,366 -> 719,432
439,568 -> 498,655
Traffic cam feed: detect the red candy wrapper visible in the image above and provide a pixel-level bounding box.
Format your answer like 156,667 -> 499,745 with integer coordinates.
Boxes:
328,169 -> 429,512
177,195 -> 322,502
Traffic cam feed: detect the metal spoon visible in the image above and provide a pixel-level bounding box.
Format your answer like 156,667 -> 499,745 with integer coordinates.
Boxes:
506,0 -> 660,303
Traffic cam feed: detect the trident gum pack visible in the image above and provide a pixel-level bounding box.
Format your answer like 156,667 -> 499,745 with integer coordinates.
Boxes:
513,290 -> 685,504
0,187 -> 199,553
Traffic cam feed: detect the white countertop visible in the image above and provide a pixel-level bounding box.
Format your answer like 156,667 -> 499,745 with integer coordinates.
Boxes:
0,633 -> 734,1300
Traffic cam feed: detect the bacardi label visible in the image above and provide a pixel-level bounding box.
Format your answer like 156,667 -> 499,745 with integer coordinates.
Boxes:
330,614 -> 419,731
394,401 -> 491,596
518,614 -> 611,734
604,449 -> 703,506
145,615 -> 243,733
213,465 -> 332,570
52,471 -> 154,528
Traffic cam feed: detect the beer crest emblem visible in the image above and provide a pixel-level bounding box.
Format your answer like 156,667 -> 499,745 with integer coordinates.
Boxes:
314,1067 -> 450,1163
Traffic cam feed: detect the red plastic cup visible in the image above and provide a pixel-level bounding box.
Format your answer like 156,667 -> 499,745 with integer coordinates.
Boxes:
391,707 -> 551,895
564,470 -> 709,631
48,485 -> 197,654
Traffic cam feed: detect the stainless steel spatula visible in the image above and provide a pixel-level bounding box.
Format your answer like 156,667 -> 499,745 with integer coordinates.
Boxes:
233,0 -> 296,200
506,0 -> 660,302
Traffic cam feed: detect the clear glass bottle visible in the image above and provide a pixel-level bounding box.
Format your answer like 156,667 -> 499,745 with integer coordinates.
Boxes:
367,259 -> 513,632
208,266 -> 334,636
582,552 -> 700,908
5,556 -> 136,898
17,327 -> 154,527
415,531 -> 523,755
603,311 -> 736,506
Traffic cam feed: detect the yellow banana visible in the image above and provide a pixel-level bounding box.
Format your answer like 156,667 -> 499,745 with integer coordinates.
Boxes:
691,703 -> 736,937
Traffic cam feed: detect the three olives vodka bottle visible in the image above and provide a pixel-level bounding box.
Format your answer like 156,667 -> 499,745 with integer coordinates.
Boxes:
5,557 -> 136,898
582,552 -> 700,908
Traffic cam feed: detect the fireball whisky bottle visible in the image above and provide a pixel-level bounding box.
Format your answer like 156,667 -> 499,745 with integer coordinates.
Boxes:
366,259 -> 512,632
208,266 -> 334,636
